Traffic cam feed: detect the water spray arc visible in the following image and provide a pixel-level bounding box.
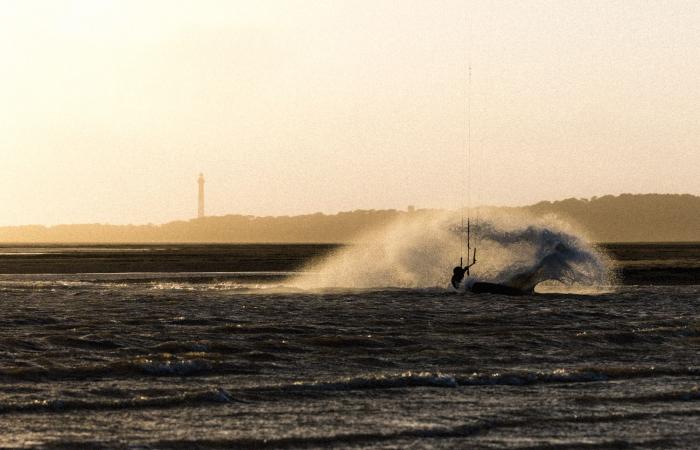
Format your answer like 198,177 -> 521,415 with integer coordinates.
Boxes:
289,212 -> 612,292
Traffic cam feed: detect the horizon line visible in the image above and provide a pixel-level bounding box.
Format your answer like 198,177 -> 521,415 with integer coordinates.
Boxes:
1,192 -> 697,229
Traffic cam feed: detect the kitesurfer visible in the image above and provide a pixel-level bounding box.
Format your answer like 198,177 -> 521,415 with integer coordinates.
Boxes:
451,265 -> 468,289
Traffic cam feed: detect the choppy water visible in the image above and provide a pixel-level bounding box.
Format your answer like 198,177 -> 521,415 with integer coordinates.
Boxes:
0,244 -> 699,448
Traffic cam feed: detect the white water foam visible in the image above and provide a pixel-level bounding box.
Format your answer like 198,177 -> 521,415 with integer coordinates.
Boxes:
291,210 -> 613,292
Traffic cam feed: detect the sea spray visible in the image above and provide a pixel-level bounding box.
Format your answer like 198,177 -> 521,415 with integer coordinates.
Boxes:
290,210 -> 614,291
468,216 -> 614,292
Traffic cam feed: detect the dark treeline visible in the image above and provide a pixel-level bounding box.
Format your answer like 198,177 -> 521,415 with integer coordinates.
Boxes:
0,194 -> 698,243
521,193 -> 700,242
0,209 -> 416,243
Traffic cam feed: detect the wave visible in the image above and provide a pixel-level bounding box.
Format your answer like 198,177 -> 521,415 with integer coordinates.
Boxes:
3,367 -> 698,420
238,367 -> 700,395
147,413 -> 691,449
0,272 -> 297,294
0,387 -> 240,415
0,356 -> 260,381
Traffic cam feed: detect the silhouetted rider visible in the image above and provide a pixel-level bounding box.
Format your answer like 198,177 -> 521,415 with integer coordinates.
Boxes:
451,256 -> 477,289
451,266 -> 468,289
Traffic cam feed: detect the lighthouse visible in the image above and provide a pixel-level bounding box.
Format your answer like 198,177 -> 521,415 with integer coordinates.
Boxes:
197,173 -> 205,218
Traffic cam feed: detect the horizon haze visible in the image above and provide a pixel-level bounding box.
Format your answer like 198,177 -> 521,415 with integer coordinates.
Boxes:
1,193 -> 698,243
3,0 -> 700,227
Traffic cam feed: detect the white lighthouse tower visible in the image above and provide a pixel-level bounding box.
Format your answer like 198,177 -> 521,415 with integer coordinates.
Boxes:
197,173 -> 205,219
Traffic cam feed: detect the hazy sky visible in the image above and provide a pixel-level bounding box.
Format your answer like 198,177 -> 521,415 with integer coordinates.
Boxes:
2,0 -> 699,225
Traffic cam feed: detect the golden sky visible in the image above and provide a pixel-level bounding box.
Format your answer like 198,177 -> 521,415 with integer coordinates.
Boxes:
2,0 -> 699,225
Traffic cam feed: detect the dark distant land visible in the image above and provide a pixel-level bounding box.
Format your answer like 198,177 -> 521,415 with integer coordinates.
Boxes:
1,194 -> 698,243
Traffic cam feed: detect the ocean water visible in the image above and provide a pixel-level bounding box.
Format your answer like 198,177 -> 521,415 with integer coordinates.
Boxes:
0,243 -> 699,449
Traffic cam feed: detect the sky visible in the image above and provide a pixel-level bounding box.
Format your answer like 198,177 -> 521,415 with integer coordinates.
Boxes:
1,0 -> 699,226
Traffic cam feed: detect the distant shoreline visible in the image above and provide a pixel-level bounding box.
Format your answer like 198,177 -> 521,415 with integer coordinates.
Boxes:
1,194 -> 698,243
